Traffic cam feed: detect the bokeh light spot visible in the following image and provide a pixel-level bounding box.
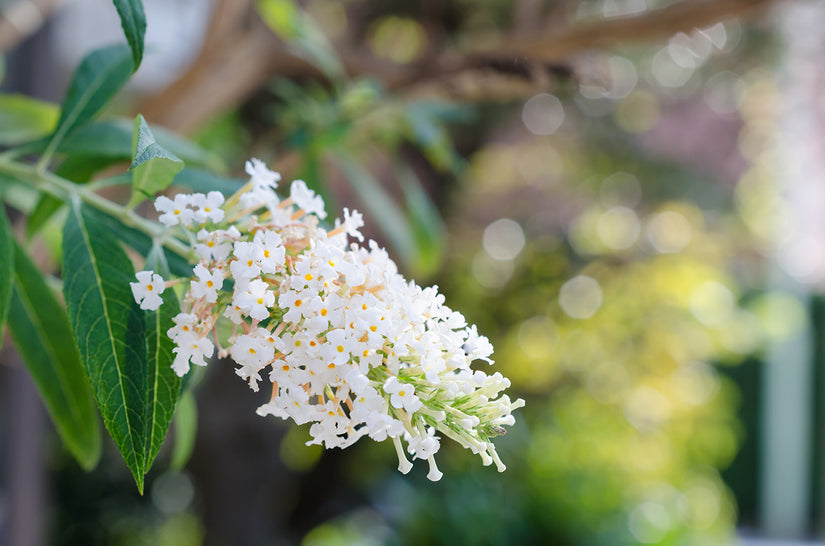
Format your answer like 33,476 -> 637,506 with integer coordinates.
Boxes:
624,386 -> 672,431
597,206 -> 640,250
559,275 -> 603,319
647,210 -> 692,253
651,48 -> 694,88
522,93 -> 565,135
369,16 -> 425,64
679,484 -> 721,529
670,361 -> 718,405
629,501 -> 672,543
689,281 -> 735,326
151,471 -> 195,515
704,70 -> 745,115
483,218 -> 526,261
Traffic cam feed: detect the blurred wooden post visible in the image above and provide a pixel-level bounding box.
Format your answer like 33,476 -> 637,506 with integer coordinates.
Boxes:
760,0 -> 825,538
761,281 -> 813,538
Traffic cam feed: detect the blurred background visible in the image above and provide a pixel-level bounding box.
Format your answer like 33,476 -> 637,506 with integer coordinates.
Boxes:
1,0 -> 823,544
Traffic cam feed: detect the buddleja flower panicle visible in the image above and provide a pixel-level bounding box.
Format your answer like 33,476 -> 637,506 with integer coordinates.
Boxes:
131,158 -> 524,480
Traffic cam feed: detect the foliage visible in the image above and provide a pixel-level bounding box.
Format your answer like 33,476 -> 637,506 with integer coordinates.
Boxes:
0,2 -> 209,492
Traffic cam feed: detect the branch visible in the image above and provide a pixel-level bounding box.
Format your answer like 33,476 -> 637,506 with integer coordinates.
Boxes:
502,0 -> 779,61
384,0 -> 780,90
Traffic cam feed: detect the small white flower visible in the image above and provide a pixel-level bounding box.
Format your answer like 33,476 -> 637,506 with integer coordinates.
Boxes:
462,325 -> 494,363
231,329 -> 276,391
191,191 -> 226,224
245,157 -> 280,189
290,179 -> 327,219
407,428 -> 440,460
320,328 -> 354,365
155,194 -> 194,227
189,264 -> 224,303
383,377 -> 422,413
230,241 -> 263,280
279,289 -> 311,323
234,278 -> 275,321
366,412 -> 404,442
194,228 -> 238,262
335,208 -> 364,241
253,230 -> 286,273
130,270 -> 165,310
172,332 -> 214,376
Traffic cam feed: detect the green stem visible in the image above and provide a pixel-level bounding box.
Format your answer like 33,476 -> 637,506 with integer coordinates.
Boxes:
0,157 -> 192,258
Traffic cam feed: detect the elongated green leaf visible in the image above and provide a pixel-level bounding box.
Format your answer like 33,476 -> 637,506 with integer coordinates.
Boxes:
0,206 -> 13,348
46,45 -> 133,157
398,166 -> 446,277
8,242 -> 101,470
334,153 -> 416,264
0,94 -> 59,145
143,288 -> 181,470
63,200 -> 149,492
129,115 -> 184,207
170,390 -> 197,471
257,0 -> 344,81
112,0 -> 146,70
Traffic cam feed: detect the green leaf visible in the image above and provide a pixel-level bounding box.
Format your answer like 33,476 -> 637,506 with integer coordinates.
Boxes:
398,166 -> 446,277
45,44 -> 134,159
0,206 -> 13,348
334,153 -> 416,264
62,200 -> 149,492
257,0 -> 344,81
0,94 -> 59,146
170,390 -> 197,471
8,242 -> 101,470
112,0 -> 146,70
142,280 -> 181,472
55,118 -> 224,171
129,115 -> 184,207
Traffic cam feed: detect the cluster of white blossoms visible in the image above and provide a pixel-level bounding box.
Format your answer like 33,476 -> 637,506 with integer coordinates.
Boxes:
130,158 -> 524,481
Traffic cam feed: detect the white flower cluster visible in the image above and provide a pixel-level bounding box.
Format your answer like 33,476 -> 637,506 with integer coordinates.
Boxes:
130,158 -> 523,481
